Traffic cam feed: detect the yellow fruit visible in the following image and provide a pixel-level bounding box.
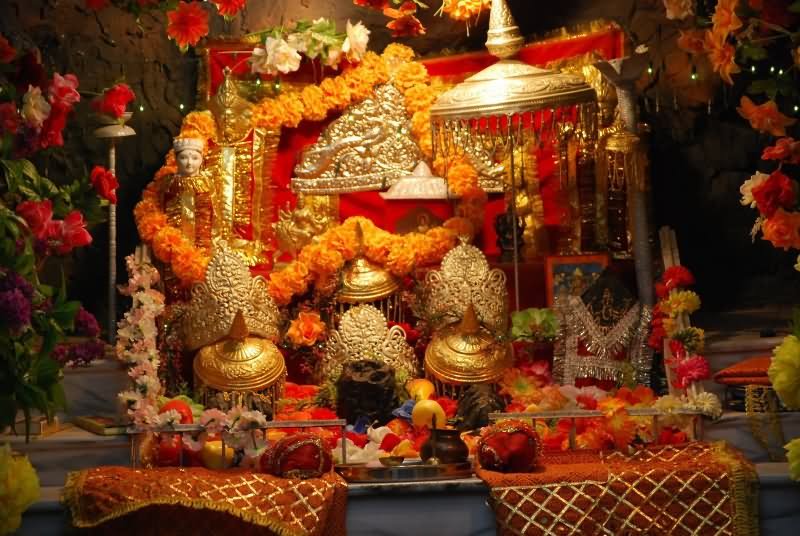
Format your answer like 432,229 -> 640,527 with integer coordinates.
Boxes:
411,399 -> 447,429
200,440 -> 235,470
406,378 -> 436,400
391,439 -> 418,458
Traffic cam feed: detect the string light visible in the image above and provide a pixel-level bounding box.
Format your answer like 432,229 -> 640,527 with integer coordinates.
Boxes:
770,66 -> 775,73
690,65 -> 697,81
751,65 -> 756,73
139,105 -> 145,112
179,103 -> 185,110
795,105 -> 799,112
779,69 -> 784,76
256,78 -> 262,85
647,62 -> 653,75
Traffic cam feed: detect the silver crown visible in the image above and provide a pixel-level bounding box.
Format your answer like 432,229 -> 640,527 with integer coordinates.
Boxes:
183,242 -> 282,351
173,137 -> 205,154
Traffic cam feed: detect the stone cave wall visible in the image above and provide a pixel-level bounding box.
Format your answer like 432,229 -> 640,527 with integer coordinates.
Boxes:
1,0 -> 792,327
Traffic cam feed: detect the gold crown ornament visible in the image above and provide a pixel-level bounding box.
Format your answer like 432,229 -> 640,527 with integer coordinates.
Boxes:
424,303 -> 512,398
183,242 -> 281,352
173,137 -> 205,154
423,238 -> 508,335
322,304 -> 416,380
193,310 -> 286,413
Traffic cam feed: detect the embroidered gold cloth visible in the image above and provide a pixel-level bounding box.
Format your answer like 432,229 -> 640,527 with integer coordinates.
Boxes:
477,442 -> 758,536
62,467 -> 347,536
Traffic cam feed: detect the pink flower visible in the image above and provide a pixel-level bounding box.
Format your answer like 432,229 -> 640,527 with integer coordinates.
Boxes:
48,73 -> 80,109
16,199 -> 53,240
673,355 -> 711,389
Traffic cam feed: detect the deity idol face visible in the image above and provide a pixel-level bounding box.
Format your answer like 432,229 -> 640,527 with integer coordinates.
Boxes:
176,148 -> 203,176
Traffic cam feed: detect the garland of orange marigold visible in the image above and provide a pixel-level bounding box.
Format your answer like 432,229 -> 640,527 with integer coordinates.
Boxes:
268,216 -> 458,305
135,44 -> 483,289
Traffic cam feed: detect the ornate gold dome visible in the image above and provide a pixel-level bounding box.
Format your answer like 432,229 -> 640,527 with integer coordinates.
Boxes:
337,256 -> 400,304
424,304 -> 512,385
194,311 -> 286,393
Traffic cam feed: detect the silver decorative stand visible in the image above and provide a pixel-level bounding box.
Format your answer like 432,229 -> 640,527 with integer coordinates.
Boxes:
94,112 -> 135,344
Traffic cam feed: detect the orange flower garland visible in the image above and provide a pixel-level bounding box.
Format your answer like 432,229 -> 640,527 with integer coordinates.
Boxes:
267,216 -> 458,305
136,45 -> 483,289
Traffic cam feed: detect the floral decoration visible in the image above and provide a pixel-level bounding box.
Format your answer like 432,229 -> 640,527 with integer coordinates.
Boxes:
0,444 -> 39,534
510,308 -> 559,342
91,83 -> 136,120
0,37 -> 109,437
286,311 -> 327,347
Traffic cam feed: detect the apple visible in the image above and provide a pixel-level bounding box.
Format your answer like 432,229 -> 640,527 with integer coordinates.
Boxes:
411,399 -> 447,429
406,379 -> 435,401
201,439 -> 235,470
159,399 -> 194,424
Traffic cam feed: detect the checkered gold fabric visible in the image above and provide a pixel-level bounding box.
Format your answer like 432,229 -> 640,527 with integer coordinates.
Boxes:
478,442 -> 758,536
62,467 -> 347,536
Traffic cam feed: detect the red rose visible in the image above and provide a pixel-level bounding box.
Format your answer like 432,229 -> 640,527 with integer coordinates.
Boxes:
0,35 -> 16,64
16,199 -> 53,240
0,103 -> 21,134
90,165 -> 119,204
48,210 -> 92,254
91,83 -> 136,119
751,170 -> 797,218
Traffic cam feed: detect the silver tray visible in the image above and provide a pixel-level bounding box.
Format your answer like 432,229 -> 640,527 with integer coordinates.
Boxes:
336,461 -> 473,483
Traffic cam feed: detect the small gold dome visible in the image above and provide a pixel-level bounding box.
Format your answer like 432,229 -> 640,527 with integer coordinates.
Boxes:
194,311 -> 286,393
424,304 -> 512,385
337,256 -> 400,303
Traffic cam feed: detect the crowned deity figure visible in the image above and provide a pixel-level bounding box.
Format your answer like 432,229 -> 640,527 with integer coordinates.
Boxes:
161,137 -> 214,251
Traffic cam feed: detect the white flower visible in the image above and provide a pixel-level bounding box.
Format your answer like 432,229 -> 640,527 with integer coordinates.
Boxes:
157,409 -> 182,427
250,46 -> 272,74
740,171 -> 769,208
663,0 -> 694,20
118,390 -> 142,409
342,20 -> 370,62
366,425 -> 392,445
21,85 -> 51,129
686,391 -> 723,419
287,32 -> 310,54
325,46 -> 343,69
135,374 -> 161,397
333,438 -> 381,464
234,410 -> 268,431
182,432 -> 207,452
200,408 -> 229,435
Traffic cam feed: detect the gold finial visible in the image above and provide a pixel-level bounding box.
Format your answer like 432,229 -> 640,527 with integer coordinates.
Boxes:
459,303 -> 480,335
229,310 -> 249,341
486,0 -> 524,59
354,221 -> 365,255
208,67 -> 253,143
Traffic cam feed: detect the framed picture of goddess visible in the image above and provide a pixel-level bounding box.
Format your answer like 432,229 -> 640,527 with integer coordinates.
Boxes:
545,254 -> 610,306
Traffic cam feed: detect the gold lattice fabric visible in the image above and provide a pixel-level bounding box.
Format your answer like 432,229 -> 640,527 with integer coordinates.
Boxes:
62,467 -> 347,536
477,442 -> 758,536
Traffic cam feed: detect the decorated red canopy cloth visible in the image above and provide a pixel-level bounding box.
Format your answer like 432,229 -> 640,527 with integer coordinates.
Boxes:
62,466 -> 347,536
199,26 -> 624,259
476,442 -> 758,536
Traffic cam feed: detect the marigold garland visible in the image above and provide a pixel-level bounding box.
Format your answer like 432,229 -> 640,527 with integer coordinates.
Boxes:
267,216 -> 458,305
136,45 -> 483,288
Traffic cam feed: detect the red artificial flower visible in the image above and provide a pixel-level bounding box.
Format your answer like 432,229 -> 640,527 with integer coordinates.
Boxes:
575,393 -> 598,410
16,199 -> 53,240
90,165 -> 119,204
658,427 -> 688,445
345,431 -> 369,448
91,83 -> 136,119
673,355 -> 711,389
384,2 -> 426,38
0,35 -> 16,64
669,339 -> 687,360
211,0 -> 246,18
48,73 -> 80,109
283,382 -> 319,400
655,282 -> 669,300
379,433 -> 403,452
762,137 -> 800,164
432,396 -> 458,418
388,321 -> 421,344
661,265 -> 695,290
518,359 -> 552,385
84,0 -> 111,9
38,103 -> 69,150
167,2 -> 210,50
751,169 -> 798,218
309,407 -> 338,420
48,210 -> 92,255
354,0 -> 390,8
0,102 -> 21,135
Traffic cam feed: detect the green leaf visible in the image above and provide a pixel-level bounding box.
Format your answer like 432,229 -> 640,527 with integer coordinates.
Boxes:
48,382 -> 67,413
747,78 -> 778,99
790,1 -> 800,13
51,300 -> 79,331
